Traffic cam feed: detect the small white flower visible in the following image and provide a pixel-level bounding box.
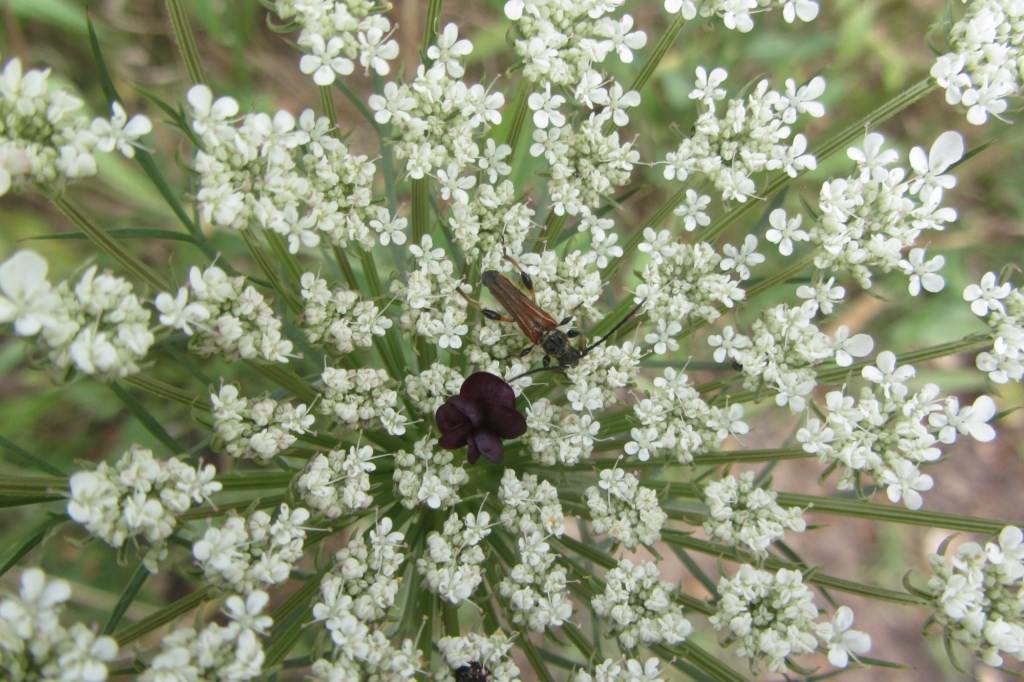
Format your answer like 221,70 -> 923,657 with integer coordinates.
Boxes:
832,326 -> 874,367
664,0 -> 698,19
91,102 -> 152,158
299,33 -> 353,86
817,606 -> 871,667
899,248 -> 946,296
765,209 -> 808,256
690,66 -> 728,106
881,459 -> 933,510
0,250 -> 57,336
964,272 -> 1011,316
427,23 -> 472,77
862,351 -> 915,399
783,0 -> 819,23
908,131 -> 963,201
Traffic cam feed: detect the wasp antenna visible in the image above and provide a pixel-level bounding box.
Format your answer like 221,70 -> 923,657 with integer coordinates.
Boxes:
507,364 -> 565,383
583,298 -> 647,355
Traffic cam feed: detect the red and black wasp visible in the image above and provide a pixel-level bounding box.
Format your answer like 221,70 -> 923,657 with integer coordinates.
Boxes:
461,254 -> 645,378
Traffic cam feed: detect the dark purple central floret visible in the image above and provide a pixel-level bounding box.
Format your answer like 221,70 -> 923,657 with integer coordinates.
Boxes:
435,371 -> 527,464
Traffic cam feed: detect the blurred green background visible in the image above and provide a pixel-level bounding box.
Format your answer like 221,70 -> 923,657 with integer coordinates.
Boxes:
1,0 -> 1022,679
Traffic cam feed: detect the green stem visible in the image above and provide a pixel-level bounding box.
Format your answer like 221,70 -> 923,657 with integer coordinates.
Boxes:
502,82 -> 530,162
0,477 -> 68,498
332,245 -> 361,290
411,178 -> 430,247
421,0 -> 444,61
241,230 -> 302,314
318,85 -> 339,135
115,586 -> 215,645
630,14 -> 686,95
50,195 -> 168,292
539,211 -> 567,250
600,184 -> 689,281
662,530 -> 924,606
251,362 -> 318,403
775,492 -> 1015,535
263,230 -> 304,295
657,642 -> 748,682
127,375 -> 202,409
165,0 -> 209,86
263,569 -> 325,666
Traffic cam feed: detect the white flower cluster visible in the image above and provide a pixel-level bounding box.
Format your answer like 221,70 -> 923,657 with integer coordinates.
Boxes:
309,633 -> 422,680
67,444 -> 221,573
312,519 -> 421,677
702,472 -> 806,556
319,365 -> 402,434
139,591 -> 272,682
711,303 -> 873,413
809,131 -> 962,288
663,69 -> 823,203
926,526 -> 1024,667
710,565 -> 870,674
592,558 -> 692,649
523,398 -> 601,466
506,1 -> 646,86
966,272 -> 1024,383
586,466 -> 667,550
403,362 -> 465,415
295,444 -> 376,518
636,233 -> 747,328
625,368 -> 746,463
0,57 -> 150,196
449,178 -> 532,269
186,84 -> 377,254
437,631 -> 522,682
157,264 -> 294,363
0,568 -> 119,682
574,657 -> 665,682
392,236 -> 468,350
506,3 -> 649,218
417,511 -> 492,604
931,0 -> 1024,125
530,107 -> 642,217
192,504 -> 309,595
210,384 -> 314,463
369,28 -> 503,184
0,250 -> 155,381
298,272 -> 392,355
798,351 -> 997,509
393,435 -> 468,509
273,0 -> 399,85
563,341 -> 642,414
318,518 -> 407,624
498,470 -> 574,631
664,0 -> 819,31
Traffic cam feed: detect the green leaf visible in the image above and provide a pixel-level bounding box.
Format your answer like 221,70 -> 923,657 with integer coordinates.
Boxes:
114,586 -> 215,646
86,13 -> 119,105
24,229 -> 199,244
103,562 -> 149,634
0,433 -> 68,477
0,515 -> 64,576
110,382 -> 186,454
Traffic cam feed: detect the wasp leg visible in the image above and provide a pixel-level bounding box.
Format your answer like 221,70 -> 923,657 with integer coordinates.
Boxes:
519,345 -> 535,357
458,288 -> 516,323
501,252 -> 538,303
